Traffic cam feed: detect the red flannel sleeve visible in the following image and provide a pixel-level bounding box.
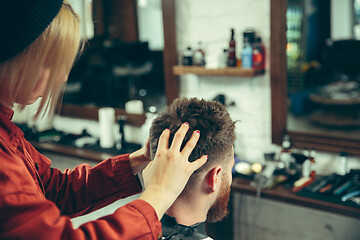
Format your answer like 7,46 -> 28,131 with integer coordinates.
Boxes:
0,139 -> 162,239
23,140 -> 143,217
1,196 -> 162,240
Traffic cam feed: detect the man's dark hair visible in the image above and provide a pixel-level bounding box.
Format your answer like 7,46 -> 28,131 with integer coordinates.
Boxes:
149,98 -> 236,186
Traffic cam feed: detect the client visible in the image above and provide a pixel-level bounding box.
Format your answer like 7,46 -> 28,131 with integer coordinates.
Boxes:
148,97 -> 236,240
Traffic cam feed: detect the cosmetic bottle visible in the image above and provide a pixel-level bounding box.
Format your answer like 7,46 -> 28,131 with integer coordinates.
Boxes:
279,135 -> 295,174
336,152 -> 348,176
252,37 -> 265,73
243,29 -> 255,45
309,148 -> 317,178
193,41 -> 206,66
219,48 -> 228,68
302,149 -> 311,177
302,148 -> 316,178
241,37 -> 253,69
182,46 -> 193,66
227,28 -> 237,67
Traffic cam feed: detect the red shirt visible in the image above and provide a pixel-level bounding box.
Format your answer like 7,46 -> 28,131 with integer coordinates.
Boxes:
0,104 -> 162,239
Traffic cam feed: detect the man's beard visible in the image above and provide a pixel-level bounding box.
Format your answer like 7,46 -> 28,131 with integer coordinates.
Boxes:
206,178 -> 231,223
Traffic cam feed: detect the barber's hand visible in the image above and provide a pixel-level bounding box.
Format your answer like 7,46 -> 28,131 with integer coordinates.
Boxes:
128,138 -> 151,175
139,122 -> 208,220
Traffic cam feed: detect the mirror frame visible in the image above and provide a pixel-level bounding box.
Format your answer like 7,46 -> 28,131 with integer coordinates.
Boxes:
162,0 -> 179,104
271,0 -> 360,155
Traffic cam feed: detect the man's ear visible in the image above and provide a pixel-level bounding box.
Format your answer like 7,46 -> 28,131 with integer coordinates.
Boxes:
206,166 -> 222,192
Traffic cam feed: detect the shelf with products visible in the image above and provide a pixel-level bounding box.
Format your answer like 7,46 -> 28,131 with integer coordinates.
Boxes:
173,65 -> 264,77
231,177 -> 360,219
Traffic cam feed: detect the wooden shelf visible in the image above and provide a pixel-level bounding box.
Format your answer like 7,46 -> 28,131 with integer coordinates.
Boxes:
231,177 -> 360,219
173,65 -> 263,76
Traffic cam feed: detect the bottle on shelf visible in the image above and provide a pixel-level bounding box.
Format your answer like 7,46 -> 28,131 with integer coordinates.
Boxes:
182,46 -> 193,66
193,41 -> 206,66
302,148 -> 316,178
243,29 -> 256,45
227,28 -> 237,67
241,36 -> 253,69
279,134 -> 295,174
336,152 -> 348,176
219,48 -> 228,68
252,36 -> 265,73
309,148 -> 316,178
292,148 -> 316,193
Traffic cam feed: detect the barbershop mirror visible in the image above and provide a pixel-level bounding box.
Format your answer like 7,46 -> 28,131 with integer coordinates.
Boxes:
271,0 -> 360,155
61,0 -> 174,120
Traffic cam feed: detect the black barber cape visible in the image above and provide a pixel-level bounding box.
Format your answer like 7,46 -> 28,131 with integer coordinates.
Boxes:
161,214 -> 213,240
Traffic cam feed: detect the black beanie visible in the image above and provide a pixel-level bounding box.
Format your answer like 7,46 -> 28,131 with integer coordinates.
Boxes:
0,0 -> 64,63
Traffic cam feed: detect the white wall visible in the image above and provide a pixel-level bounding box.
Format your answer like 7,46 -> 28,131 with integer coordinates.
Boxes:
176,0 -> 273,163
137,0 -> 164,50
331,0 -> 353,40
67,0 -> 94,39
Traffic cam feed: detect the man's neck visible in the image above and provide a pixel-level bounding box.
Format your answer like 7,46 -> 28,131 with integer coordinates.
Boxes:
165,196 -> 210,226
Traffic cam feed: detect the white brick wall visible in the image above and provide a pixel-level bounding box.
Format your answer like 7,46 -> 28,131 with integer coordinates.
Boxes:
176,0 -> 273,161
175,0 -> 271,63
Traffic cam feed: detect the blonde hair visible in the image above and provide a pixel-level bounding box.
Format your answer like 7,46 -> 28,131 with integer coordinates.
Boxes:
0,1 -> 83,118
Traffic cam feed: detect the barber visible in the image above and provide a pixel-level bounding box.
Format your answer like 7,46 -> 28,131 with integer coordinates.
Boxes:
0,0 -> 207,239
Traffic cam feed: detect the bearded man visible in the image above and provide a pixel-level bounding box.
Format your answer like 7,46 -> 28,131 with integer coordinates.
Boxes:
148,97 -> 236,240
